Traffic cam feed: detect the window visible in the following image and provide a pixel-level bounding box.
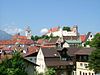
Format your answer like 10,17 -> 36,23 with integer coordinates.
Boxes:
85,73 -> 87,75
89,72 -> 91,75
84,64 -> 88,68
83,72 -> 85,75
80,71 -> 82,75
92,73 -> 94,75
80,63 -> 83,67
90,35 -> 92,37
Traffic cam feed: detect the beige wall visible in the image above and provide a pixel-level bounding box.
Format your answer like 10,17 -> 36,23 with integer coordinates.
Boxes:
36,48 -> 46,73
76,62 -> 95,75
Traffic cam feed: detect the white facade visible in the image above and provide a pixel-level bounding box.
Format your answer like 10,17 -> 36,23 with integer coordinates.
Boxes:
46,28 -> 63,37
62,31 -> 77,36
46,26 -> 78,37
36,48 -> 46,73
74,62 -> 95,75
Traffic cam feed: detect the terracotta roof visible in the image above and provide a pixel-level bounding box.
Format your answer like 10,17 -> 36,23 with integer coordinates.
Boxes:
80,35 -> 86,42
2,47 -> 13,51
37,39 -> 48,44
24,46 -> 39,57
37,39 -> 44,44
0,46 -> 4,49
0,39 -> 34,45
45,60 -> 73,66
48,27 -> 59,33
74,48 -> 95,55
0,40 -> 17,45
41,47 -> 60,57
12,34 -> 27,40
17,39 -> 34,45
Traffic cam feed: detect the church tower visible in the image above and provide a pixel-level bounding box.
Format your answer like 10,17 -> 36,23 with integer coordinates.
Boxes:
25,26 -> 32,39
72,25 -> 78,36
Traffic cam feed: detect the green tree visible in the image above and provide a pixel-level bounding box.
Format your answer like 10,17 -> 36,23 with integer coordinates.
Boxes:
90,33 -> 100,48
31,35 -> 41,41
41,35 -> 50,39
0,52 -> 27,75
63,26 -> 71,31
84,41 -> 91,47
45,68 -> 56,75
88,33 -> 100,73
88,49 -> 100,73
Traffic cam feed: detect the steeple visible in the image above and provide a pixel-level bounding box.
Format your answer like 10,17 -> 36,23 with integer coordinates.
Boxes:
25,26 -> 32,39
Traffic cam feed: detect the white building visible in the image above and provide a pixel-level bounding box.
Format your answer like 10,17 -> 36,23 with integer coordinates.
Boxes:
36,48 -> 46,73
73,48 -> 96,75
46,25 -> 78,37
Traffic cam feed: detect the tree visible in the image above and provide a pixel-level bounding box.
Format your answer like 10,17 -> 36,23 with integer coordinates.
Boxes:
88,49 -> 100,73
41,35 -> 50,40
84,41 -> 91,47
88,33 -> 100,73
31,35 -> 41,41
63,26 -> 71,31
90,33 -> 100,48
0,51 -> 27,75
45,68 -> 56,75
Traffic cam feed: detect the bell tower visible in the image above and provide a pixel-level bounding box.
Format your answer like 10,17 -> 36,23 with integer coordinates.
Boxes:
25,26 -> 32,39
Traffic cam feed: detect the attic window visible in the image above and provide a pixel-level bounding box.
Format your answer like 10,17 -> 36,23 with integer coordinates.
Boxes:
90,35 -> 92,37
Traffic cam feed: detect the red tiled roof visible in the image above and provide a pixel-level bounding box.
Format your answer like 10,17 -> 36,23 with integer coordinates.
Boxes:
0,40 -> 17,45
2,47 -> 13,51
24,46 -> 39,56
17,39 -> 34,45
80,35 -> 86,42
0,46 -> 4,49
0,39 -> 34,45
48,27 -> 59,33
37,39 -> 44,44
12,34 -> 27,40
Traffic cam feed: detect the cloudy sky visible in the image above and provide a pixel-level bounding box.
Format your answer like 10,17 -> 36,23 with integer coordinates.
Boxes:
0,0 -> 100,35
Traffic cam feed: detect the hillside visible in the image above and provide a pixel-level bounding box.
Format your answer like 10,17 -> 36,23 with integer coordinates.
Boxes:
0,30 -> 12,40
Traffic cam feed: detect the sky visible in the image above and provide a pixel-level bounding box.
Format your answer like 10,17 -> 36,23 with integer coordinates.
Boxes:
0,0 -> 100,35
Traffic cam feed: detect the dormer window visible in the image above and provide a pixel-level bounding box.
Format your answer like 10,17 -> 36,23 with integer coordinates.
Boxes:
90,35 -> 92,37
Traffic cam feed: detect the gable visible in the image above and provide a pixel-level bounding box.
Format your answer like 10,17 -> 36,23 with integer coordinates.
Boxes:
37,48 -> 44,59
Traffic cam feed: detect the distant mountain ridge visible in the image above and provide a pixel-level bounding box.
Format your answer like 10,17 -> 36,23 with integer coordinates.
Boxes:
0,30 -> 12,40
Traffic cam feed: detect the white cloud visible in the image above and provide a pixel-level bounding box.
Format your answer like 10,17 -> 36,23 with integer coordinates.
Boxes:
0,24 -> 23,35
40,28 -> 48,34
4,27 -> 23,35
